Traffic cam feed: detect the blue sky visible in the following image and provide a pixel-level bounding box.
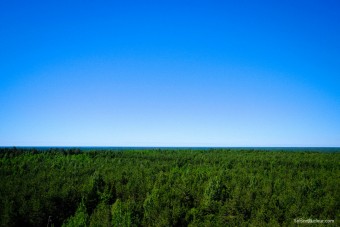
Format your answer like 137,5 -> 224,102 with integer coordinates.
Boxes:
0,0 -> 339,146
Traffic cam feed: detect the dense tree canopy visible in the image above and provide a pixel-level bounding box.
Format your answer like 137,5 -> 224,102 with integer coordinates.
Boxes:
0,148 -> 338,226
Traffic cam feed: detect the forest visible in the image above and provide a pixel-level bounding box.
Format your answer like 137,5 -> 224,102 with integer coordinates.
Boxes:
0,147 -> 338,226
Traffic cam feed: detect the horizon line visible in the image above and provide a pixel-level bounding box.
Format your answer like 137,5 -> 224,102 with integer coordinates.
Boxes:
1,146 -> 339,149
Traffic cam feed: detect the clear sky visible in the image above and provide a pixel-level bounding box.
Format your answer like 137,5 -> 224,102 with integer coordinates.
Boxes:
0,0 -> 339,147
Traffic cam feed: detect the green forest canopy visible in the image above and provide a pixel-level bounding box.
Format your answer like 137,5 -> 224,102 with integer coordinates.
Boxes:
0,148 -> 339,226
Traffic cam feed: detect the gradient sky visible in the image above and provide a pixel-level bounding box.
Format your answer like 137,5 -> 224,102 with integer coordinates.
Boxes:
1,0 -> 339,146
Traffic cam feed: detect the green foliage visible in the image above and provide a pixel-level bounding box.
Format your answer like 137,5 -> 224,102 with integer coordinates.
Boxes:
89,202 -> 111,227
111,199 -> 132,227
62,200 -> 88,227
0,148 -> 339,226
